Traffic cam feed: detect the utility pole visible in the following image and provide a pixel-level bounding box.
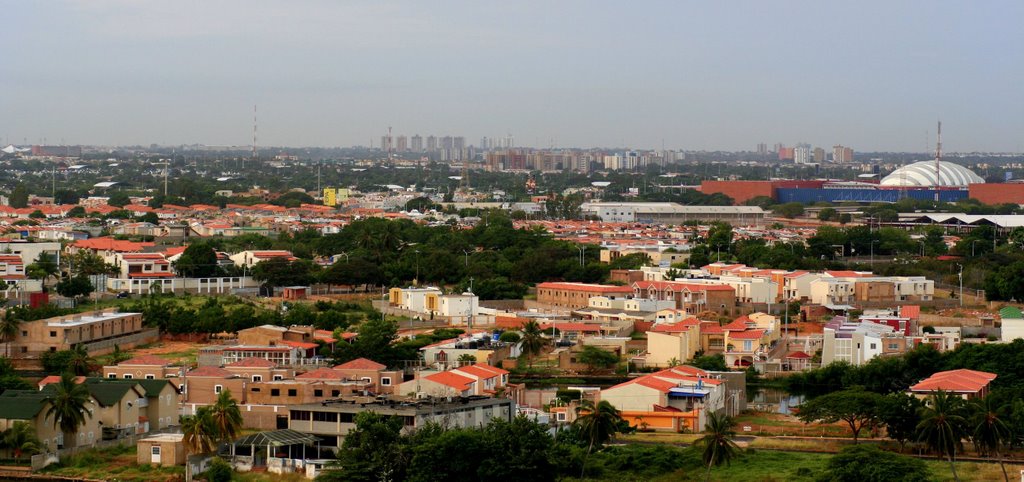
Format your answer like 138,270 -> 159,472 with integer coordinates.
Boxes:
957,264 -> 964,307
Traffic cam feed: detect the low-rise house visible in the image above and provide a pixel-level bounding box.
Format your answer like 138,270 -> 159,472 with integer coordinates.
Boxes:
600,366 -> 727,433
288,397 -> 515,448
0,389 -> 101,449
644,318 -> 701,367
631,281 -> 736,315
184,366 -> 247,405
332,358 -> 402,395
229,250 -> 297,268
138,433 -> 186,467
10,309 -> 156,359
909,369 -> 996,400
111,253 -> 174,280
103,355 -> 184,382
535,282 -> 634,310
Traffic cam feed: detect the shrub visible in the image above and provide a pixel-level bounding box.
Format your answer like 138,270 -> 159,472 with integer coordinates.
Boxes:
204,457 -> 233,482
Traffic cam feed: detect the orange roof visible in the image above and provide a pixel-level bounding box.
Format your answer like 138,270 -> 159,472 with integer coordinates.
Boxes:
280,340 -> 319,350
728,329 -> 766,340
901,305 -> 921,320
38,375 -> 86,387
910,369 -> 996,394
73,237 -> 153,252
334,358 -> 386,371
785,351 -> 811,359
424,371 -> 476,391
633,280 -> 735,292
824,270 -> 867,278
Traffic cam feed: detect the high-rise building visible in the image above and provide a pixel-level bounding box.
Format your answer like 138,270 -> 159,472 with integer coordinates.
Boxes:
778,146 -> 794,161
757,143 -> 768,156
480,137 -> 490,150
426,136 -> 438,152
396,136 -> 408,152
793,144 -> 811,164
380,135 -> 393,152
833,145 -> 854,163
813,147 -> 826,163
411,135 -> 423,152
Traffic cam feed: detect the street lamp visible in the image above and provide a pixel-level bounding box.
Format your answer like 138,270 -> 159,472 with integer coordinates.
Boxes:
971,240 -> 980,257
870,240 -> 879,266
463,249 -> 472,267
957,264 -> 964,307
576,246 -> 586,267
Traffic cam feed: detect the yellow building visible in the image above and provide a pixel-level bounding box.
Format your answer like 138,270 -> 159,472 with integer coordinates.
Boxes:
323,188 -> 352,207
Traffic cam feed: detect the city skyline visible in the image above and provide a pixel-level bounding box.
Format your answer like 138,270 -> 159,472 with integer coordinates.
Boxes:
1,1 -> 1022,152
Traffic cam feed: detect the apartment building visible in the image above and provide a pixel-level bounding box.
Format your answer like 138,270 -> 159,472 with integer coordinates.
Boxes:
111,253 -> 174,280
535,282 -> 633,310
289,397 -> 515,448
631,280 -> 736,315
11,309 -> 155,358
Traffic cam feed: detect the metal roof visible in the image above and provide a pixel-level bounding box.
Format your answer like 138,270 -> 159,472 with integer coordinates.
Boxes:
232,429 -> 320,448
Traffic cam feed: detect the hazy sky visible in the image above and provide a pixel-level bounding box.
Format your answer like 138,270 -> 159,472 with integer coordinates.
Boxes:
2,1 -> 1022,152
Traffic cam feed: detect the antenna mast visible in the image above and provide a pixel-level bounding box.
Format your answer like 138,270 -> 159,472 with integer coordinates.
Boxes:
934,121 -> 942,202
249,104 -> 257,170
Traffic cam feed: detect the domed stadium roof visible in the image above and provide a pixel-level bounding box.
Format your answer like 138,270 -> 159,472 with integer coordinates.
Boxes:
879,161 -> 984,187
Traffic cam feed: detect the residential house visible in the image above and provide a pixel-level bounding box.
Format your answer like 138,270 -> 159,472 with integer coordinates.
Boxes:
631,281 -> 736,315
111,253 -> 174,280
600,366 -> 726,433
908,369 -> 996,400
0,389 -> 101,449
229,250 -> 297,268
535,282 -> 633,310
183,366 -> 247,405
332,358 -> 403,395
644,318 -> 701,367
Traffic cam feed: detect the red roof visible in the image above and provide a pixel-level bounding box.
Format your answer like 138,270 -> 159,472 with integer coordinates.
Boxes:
38,375 -> 86,388
73,237 -> 154,252
900,305 -> 921,320
824,270 -> 867,278
633,280 -> 734,292
728,329 -> 766,340
334,358 -> 386,371
785,351 -> 812,359
910,369 -> 996,394
424,371 -> 476,391
280,340 -> 319,350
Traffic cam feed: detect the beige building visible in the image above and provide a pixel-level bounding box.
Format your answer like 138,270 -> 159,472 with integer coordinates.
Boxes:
11,309 -> 155,359
333,358 -> 403,395
183,366 -> 248,405
0,389 -> 102,450
138,433 -> 186,467
645,319 -> 701,367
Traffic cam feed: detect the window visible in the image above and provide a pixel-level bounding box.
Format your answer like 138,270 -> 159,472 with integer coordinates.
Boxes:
361,377 -> 371,383
313,412 -> 338,422
145,375 -> 155,380
273,375 -> 283,381
251,388 -> 261,392
870,343 -> 877,350
271,389 -> 280,396
214,385 -> 223,394
290,410 -> 311,421
381,377 -> 392,386
20,331 -> 26,337
331,390 -> 340,397
252,375 -> 262,382
314,389 -> 323,397
124,374 -> 133,379
287,389 -> 297,397
50,331 -> 57,337
108,374 -> 116,379
888,343 -> 899,350
21,347 -> 27,354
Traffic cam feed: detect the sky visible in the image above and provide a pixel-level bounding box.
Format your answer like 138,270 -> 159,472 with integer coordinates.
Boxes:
1,1 -> 1022,152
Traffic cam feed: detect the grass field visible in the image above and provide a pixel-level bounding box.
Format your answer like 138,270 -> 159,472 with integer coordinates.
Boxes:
41,444 -> 183,482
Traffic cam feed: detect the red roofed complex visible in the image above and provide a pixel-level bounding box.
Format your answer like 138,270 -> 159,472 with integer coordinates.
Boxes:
536,282 -> 634,309
601,366 -> 732,432
909,369 -> 997,400
632,280 -> 736,315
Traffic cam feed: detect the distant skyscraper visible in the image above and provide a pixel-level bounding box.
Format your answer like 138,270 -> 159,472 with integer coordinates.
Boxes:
380,135 -> 393,152
426,136 -> 438,152
813,147 -> 826,163
778,146 -> 794,161
441,136 -> 454,150
411,135 -> 423,152
757,143 -> 768,156
480,137 -> 490,150
793,144 -> 811,164
833,145 -> 854,163
396,135 -> 408,152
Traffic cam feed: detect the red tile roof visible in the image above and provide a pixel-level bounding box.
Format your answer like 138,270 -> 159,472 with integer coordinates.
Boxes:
334,358 -> 386,371
425,371 -> 476,391
535,282 -> 633,294
186,366 -> 233,378
296,367 -> 349,380
910,369 -> 996,394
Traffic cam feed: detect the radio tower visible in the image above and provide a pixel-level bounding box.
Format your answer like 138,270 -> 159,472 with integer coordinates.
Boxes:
387,126 -> 394,168
934,121 -> 942,202
250,104 -> 258,170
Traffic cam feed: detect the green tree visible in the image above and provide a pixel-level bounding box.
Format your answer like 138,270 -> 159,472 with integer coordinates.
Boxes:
9,184 -> 28,208
970,396 -> 1011,481
917,389 -> 969,481
108,344 -> 130,365
209,389 -> 243,444
106,191 -> 131,207
67,345 -> 95,376
705,222 -> 733,255
457,353 -> 477,364
0,314 -> 20,358
519,320 -> 546,368
28,210 -> 45,219
204,457 -> 234,482
323,412 -> 408,482
2,421 -> 42,459
796,388 -> 885,443
182,407 -> 218,457
691,354 -> 728,372
66,251 -> 118,277
43,372 -> 93,448
774,202 -> 805,219
65,206 -> 86,218
173,242 -> 221,278
608,252 -> 652,270
696,412 -> 741,482
574,400 -> 623,478
26,253 -> 60,283
576,345 -> 619,373
53,189 -> 80,205
880,393 -> 922,452
251,258 -> 317,290
55,275 -> 93,300
822,444 -> 929,482
817,207 -> 837,221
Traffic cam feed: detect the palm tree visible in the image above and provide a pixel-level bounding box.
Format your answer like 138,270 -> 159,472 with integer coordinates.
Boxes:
182,407 -> 218,456
2,421 -> 42,459
0,314 -> 20,358
970,396 -> 1012,482
208,390 -> 243,444
519,320 -> 546,368
917,390 -> 969,482
574,400 -> 623,478
43,372 -> 93,449
67,345 -> 95,376
696,412 -> 741,482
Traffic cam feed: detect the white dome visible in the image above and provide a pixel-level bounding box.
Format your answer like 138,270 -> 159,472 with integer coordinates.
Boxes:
879,161 -> 984,187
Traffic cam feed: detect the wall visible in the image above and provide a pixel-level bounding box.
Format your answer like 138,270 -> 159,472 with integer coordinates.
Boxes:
969,183 -> 1024,205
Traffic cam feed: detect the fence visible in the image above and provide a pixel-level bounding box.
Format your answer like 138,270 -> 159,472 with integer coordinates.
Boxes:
30,427 -> 179,471
80,328 -> 160,354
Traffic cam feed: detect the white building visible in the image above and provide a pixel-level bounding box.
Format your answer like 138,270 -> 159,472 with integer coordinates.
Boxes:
821,319 -> 898,366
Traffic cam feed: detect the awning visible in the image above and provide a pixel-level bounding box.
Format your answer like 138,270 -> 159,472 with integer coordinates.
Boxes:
232,429 -> 320,448
824,304 -> 856,311
668,387 -> 711,398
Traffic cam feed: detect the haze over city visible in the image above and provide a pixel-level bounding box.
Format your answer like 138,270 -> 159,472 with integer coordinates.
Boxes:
2,0 -> 1022,151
